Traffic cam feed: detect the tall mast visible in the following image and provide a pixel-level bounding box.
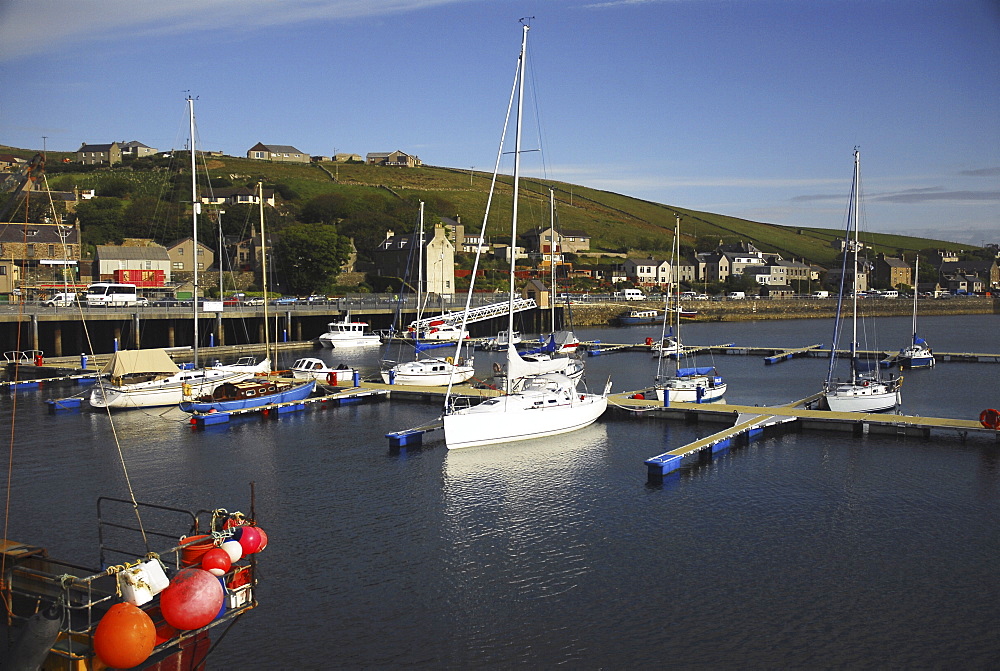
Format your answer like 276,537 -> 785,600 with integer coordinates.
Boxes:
850,148 -> 860,377
912,255 -> 919,344
549,188 -> 556,333
259,182 -> 271,367
417,202 -> 424,318
188,96 -> 199,368
508,22 -> 528,342
673,214 -> 681,376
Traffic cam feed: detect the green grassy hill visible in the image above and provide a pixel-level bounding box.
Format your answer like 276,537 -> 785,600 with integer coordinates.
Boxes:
1,144 -> 966,268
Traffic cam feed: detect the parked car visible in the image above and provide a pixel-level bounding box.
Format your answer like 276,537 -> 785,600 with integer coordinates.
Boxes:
272,297 -> 298,305
244,297 -> 265,306
151,297 -> 191,308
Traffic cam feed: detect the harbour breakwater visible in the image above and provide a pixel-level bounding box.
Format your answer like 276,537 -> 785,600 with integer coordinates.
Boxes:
568,296 -> 998,326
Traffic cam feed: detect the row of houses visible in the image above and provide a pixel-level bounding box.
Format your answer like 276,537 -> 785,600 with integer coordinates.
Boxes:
73,142 -> 421,167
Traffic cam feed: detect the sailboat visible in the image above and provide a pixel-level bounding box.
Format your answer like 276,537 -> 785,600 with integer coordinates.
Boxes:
539,188 -> 580,353
897,255 -> 935,368
380,202 -> 475,386
181,181 -> 315,412
89,97 -> 266,409
442,21 -> 608,450
653,215 -> 726,403
823,149 -> 902,412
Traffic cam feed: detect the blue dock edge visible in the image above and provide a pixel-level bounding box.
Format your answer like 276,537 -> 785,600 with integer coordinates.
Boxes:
644,454 -> 683,477
386,429 -> 425,449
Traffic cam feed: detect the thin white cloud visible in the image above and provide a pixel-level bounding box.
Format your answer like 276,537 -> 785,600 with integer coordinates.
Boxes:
0,0 -> 465,61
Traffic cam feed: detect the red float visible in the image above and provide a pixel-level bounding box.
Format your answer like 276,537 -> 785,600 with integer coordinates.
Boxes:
93,602 -> 156,668
159,568 -> 224,630
234,526 -> 264,556
201,547 -> 232,576
980,408 -> 1000,430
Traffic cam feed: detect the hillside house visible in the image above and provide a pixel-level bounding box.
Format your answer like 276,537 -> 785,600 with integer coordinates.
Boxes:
246,143 -> 309,163
374,224 -> 455,297
624,258 -> 670,286
166,238 -> 214,273
939,259 -> 999,289
0,154 -> 25,172
873,254 -> 912,289
523,226 -> 591,260
76,142 -> 122,165
200,187 -> 276,207
365,151 -> 422,167
120,141 -> 158,159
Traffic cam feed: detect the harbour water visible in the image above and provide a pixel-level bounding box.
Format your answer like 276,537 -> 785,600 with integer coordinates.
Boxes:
3,313 -> 999,668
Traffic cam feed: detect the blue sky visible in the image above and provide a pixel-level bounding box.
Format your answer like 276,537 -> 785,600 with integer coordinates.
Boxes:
1,0 -> 997,245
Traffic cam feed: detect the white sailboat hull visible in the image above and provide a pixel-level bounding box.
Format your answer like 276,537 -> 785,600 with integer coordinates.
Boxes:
824,381 -> 900,413
655,378 -> 727,403
381,358 -> 475,386
444,378 -> 607,450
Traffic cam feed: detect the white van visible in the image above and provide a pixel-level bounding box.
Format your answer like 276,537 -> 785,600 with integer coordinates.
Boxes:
727,291 -> 746,300
812,290 -> 830,299
43,292 -> 78,307
622,289 -> 645,301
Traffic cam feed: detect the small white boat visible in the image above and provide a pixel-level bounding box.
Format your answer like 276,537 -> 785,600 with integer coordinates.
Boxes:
316,318 -> 381,348
407,322 -> 469,342
381,355 -> 475,386
290,357 -> 358,385
654,366 -> 727,403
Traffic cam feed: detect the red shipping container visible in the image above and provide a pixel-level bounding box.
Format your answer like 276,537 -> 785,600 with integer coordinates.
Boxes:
114,269 -> 165,287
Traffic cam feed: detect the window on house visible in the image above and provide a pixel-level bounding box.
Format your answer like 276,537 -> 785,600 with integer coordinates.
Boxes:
26,244 -> 34,257
197,263 -> 204,270
173,262 -> 183,270
178,248 -> 184,255
0,266 -> 6,276
48,245 -> 55,256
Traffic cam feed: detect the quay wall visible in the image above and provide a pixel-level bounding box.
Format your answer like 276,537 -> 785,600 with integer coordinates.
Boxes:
568,297 -> 998,326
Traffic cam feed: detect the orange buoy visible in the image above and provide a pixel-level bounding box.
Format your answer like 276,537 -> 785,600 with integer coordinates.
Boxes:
159,568 -> 224,630
980,408 -> 1000,430
93,602 -> 156,668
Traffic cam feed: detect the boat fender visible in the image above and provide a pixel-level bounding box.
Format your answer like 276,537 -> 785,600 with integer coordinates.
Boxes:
5,602 -> 62,671
182,383 -> 193,397
645,337 -> 654,347
327,372 -> 338,386
492,362 -> 502,374
446,356 -> 453,364
862,380 -> 869,387
979,408 -> 1000,430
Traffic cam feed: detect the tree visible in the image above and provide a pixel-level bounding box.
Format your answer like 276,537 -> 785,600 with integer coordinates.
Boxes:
300,193 -> 351,224
272,223 -> 352,295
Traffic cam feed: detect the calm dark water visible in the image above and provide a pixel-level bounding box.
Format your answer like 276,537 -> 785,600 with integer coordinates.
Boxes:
3,314 -> 998,668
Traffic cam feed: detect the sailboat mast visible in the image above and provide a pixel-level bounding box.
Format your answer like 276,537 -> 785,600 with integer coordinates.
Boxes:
259,182 -> 272,367
508,22 -> 528,341
912,255 -> 919,344
673,214 -> 681,376
188,96 -> 200,368
417,202 -> 425,317
549,188 -> 556,333
850,149 -> 860,376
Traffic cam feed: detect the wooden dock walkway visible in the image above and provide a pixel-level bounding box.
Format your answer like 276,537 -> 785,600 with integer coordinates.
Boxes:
616,390 -> 997,480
